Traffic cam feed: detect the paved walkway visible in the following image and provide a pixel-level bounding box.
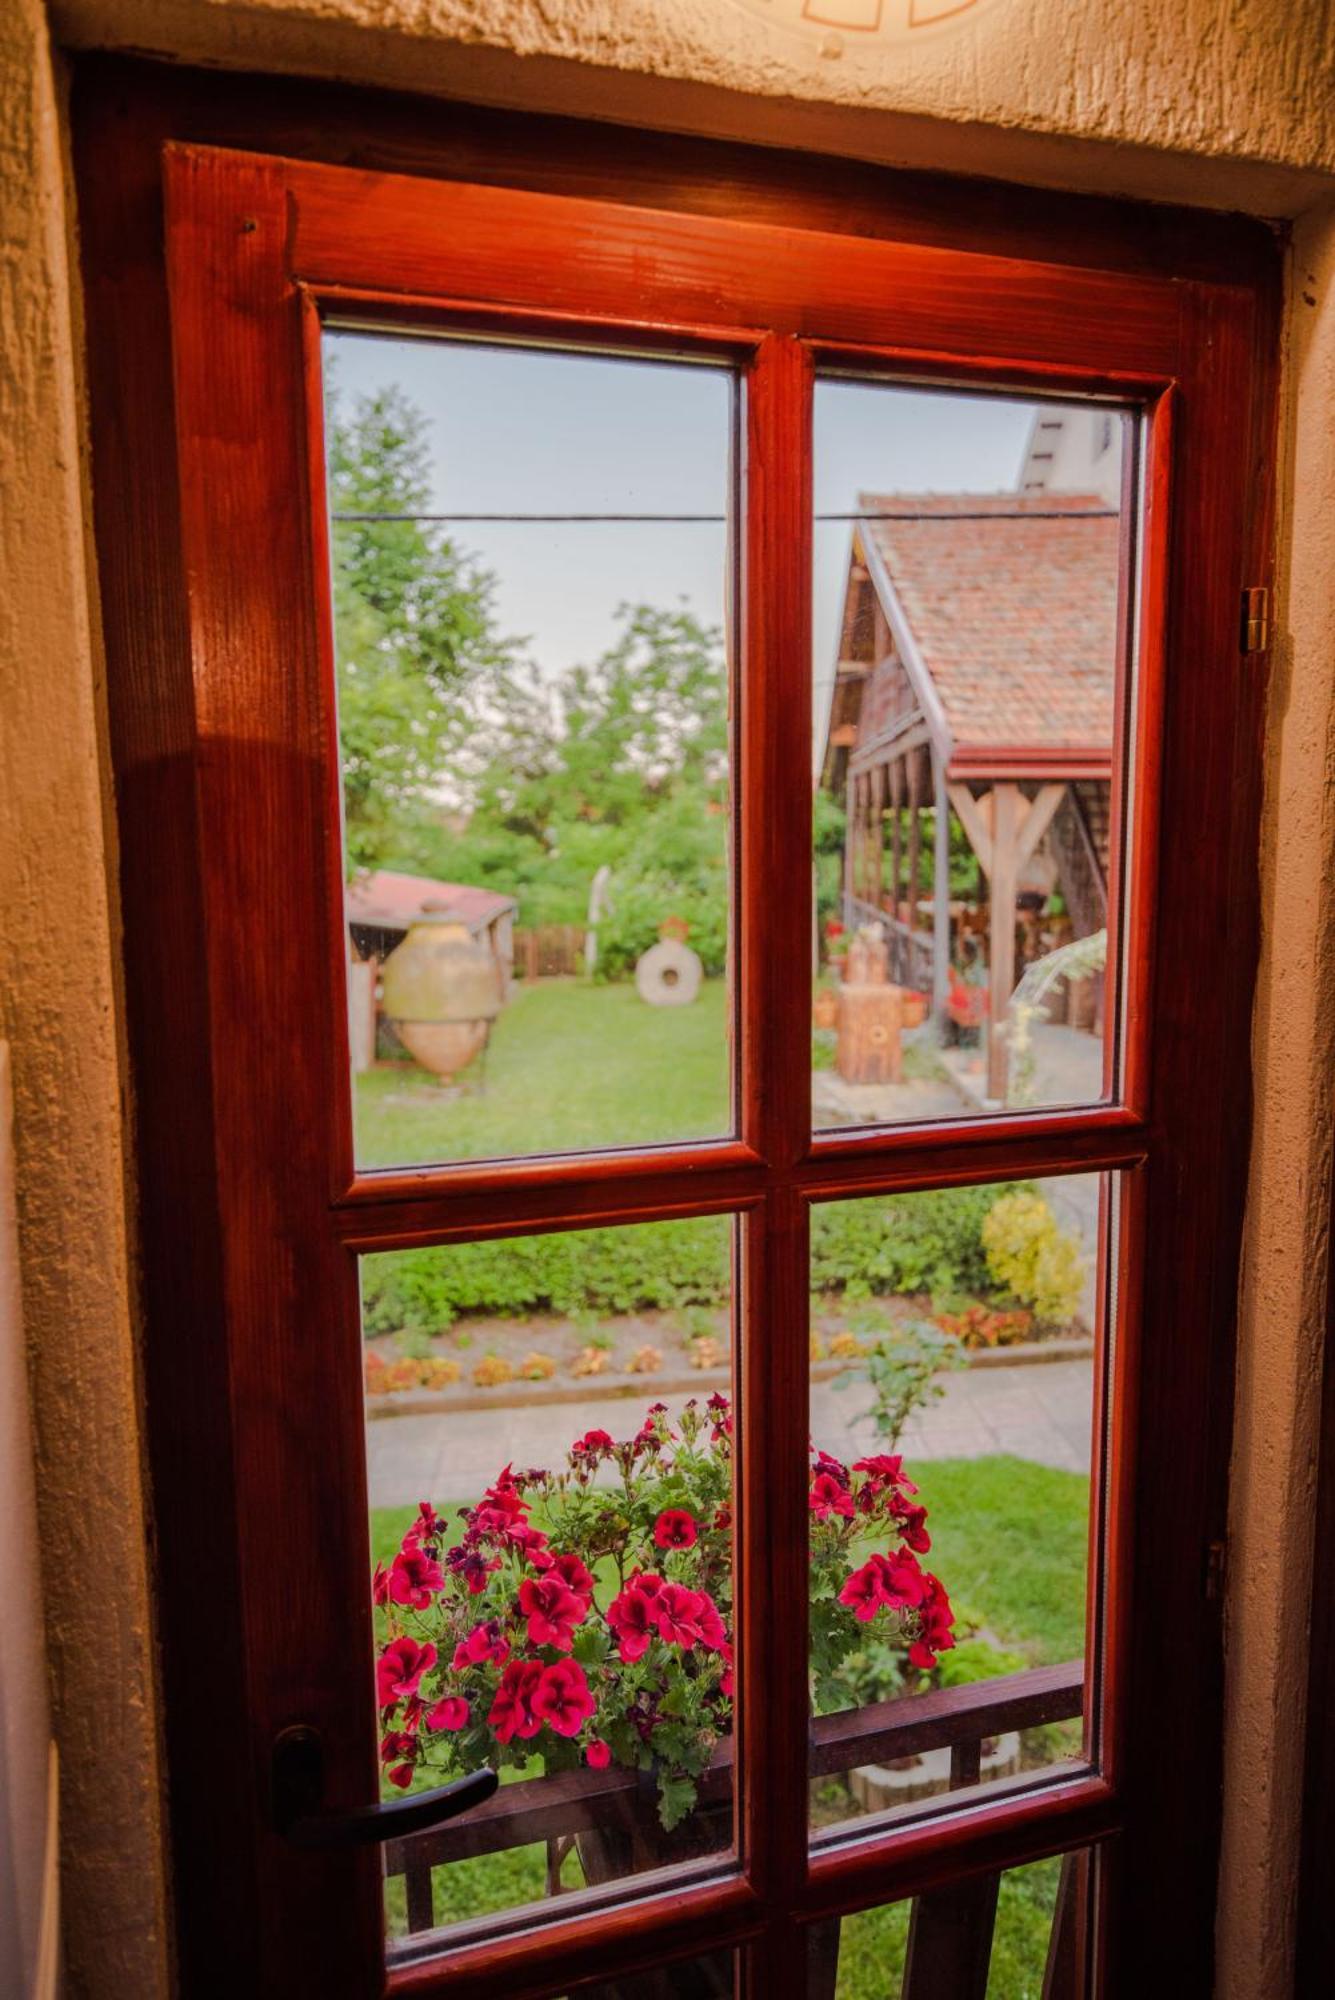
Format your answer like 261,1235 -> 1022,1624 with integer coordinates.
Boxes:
365,1357 -> 1093,1509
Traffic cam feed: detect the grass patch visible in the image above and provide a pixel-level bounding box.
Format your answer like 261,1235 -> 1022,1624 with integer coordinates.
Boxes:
355,977 -> 729,1167
831,1854 -> 1062,1999
914,1456 -> 1089,1665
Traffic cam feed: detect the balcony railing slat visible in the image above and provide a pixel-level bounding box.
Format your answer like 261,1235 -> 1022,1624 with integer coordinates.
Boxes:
383,1660 -> 1083,1878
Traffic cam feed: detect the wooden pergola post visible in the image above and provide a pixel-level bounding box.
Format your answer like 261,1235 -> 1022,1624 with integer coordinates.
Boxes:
906,751 -> 922,977
871,764 -> 885,916
932,749 -> 951,1025
947,779 -> 1068,1103
987,783 -> 1021,1099
843,770 -> 856,926
889,759 -> 904,946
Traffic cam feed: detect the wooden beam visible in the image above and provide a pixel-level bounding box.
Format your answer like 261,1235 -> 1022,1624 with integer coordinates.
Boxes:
1016,782 -> 1068,870
870,764 -> 884,915
948,781 -> 994,877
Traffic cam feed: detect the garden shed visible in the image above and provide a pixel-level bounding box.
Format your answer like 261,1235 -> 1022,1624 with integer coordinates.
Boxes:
345,870 -> 517,1070
820,493 -> 1117,1097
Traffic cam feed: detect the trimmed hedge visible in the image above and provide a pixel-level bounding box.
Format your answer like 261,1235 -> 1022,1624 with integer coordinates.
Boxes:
360,1182 -> 1020,1335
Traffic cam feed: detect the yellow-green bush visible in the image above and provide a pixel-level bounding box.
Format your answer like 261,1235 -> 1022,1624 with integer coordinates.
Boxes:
981,1192 -> 1084,1325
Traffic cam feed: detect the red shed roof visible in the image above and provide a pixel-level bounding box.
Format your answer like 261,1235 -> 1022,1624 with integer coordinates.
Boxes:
858,492 -> 1118,778
346,870 -> 517,936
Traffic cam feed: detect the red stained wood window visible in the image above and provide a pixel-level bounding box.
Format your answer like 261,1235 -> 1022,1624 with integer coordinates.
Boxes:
80,68 -> 1277,2000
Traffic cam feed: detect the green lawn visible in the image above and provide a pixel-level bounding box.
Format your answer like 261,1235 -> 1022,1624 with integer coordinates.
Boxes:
833,1854 -> 1062,2000
355,977 -> 730,1167
371,1456 -> 1088,1985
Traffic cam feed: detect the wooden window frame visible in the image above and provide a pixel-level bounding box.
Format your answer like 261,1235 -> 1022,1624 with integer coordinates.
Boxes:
74,55 -> 1279,2000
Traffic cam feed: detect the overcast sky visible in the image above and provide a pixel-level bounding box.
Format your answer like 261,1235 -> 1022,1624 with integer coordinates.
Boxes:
325,331 -> 1041,749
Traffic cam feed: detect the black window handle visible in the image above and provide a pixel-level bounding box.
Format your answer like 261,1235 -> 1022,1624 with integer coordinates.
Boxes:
273,1724 -> 498,1849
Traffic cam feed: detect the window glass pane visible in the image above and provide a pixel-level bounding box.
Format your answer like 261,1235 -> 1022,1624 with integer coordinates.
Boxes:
804,1847 -> 1094,1998
813,380 -> 1131,1132
363,1216 -> 737,1950
807,1174 -> 1106,1837
324,331 -> 735,1169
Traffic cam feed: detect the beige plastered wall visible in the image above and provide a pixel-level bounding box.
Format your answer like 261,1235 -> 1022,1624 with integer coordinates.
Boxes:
0,2 -> 1331,1996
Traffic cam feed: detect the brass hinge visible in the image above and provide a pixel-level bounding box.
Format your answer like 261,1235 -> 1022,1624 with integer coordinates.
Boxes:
1241,585 -> 1270,654
1204,1538 -> 1228,1601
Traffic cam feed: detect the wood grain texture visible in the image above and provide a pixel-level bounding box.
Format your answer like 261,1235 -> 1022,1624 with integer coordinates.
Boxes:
76,54 -> 1278,2000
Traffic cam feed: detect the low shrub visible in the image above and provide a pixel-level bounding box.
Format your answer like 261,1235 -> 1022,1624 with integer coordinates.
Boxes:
360,1184 -> 1029,1340
981,1192 -> 1084,1324
472,1355 -> 516,1389
933,1304 -> 1034,1349
571,1347 -> 610,1378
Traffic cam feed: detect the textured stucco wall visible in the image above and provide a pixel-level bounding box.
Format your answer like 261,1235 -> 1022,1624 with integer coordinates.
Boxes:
0,5 -> 168,1997
1218,201 -> 1335,2000
50,0 -> 1335,215
0,2 -> 1331,1997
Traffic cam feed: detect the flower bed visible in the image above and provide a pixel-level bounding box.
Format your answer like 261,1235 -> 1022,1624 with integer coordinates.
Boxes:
373,1396 -> 954,1834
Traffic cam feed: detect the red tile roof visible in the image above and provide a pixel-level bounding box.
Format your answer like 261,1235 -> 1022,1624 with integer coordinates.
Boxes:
859,493 -> 1118,770
346,870 -> 516,935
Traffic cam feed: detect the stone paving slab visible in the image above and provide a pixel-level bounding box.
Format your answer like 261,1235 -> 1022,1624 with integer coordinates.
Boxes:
365,1357 -> 1094,1509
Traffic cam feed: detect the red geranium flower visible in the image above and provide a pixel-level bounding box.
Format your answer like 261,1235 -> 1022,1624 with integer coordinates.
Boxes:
425,1696 -> 470,1732
809,1472 -> 855,1522
852,1454 -> 918,1496
908,1573 -> 955,1670
386,1545 -> 445,1609
608,1577 -> 661,1663
530,1659 -> 596,1738
585,1738 -> 612,1769
653,1509 -> 699,1551
837,1559 -> 888,1624
377,1635 -> 437,1708
518,1573 -> 587,1650
894,1502 -> 932,1553
838,1551 -> 928,1625
572,1429 -> 615,1458
452,1620 -> 510,1672
372,1561 -> 390,1606
488,1660 -> 543,1744
404,1500 -> 445,1544
447,1546 -> 503,1594
548,1551 -> 596,1604
653,1582 -> 725,1651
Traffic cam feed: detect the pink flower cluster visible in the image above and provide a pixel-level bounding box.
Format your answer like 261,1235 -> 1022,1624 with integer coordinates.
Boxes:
810,1449 -> 955,1672
371,1396 -> 953,1812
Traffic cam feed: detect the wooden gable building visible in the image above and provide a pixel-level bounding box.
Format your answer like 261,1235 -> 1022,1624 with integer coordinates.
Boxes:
820,492 -> 1117,1098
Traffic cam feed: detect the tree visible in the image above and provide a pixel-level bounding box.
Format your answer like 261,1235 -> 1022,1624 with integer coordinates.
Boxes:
328,385 -> 516,872
424,602 -> 730,955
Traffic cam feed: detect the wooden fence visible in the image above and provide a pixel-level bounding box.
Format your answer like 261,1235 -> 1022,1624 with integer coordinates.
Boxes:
514,925 -> 586,980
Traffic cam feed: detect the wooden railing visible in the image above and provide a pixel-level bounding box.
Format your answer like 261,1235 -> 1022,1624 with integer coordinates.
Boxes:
844,898 -> 935,994
385,1662 -> 1086,1993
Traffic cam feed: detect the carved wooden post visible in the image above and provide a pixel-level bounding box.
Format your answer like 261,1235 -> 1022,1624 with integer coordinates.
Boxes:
842,769 -> 855,926
988,781 -> 1021,1100
906,749 -> 922,964
870,763 -> 885,915
932,748 -> 951,1025
888,757 -> 904,975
